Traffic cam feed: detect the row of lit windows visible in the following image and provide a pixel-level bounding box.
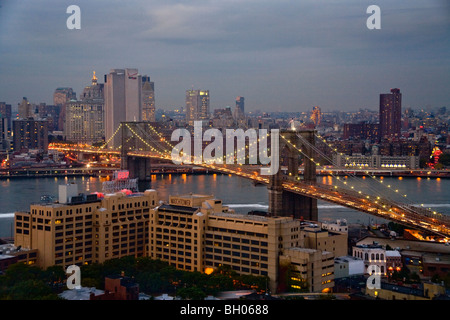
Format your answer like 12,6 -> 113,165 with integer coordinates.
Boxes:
205,260 -> 268,276
207,228 -> 268,239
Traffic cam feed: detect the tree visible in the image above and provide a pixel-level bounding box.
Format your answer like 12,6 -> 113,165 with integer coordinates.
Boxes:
8,279 -> 58,300
177,286 -> 207,300
2,263 -> 42,286
42,265 -> 66,287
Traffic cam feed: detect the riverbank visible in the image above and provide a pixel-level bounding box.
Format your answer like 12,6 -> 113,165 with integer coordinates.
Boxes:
1,164 -> 450,180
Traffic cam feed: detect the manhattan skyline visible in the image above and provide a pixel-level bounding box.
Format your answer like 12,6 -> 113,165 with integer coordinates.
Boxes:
0,0 -> 449,112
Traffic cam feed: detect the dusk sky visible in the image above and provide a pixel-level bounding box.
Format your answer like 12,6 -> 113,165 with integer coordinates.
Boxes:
0,0 -> 449,113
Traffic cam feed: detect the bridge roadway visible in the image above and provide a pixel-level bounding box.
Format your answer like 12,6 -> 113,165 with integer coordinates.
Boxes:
50,147 -> 450,239
200,162 -> 450,238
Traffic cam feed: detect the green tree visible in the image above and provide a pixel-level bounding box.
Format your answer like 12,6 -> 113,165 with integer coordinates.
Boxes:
2,263 -> 42,286
7,279 -> 58,300
177,286 -> 207,300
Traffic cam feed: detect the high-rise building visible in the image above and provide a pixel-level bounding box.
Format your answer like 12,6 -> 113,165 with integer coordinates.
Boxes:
37,103 -> 61,132
65,101 -> 104,144
0,102 -> 12,131
80,71 -> 104,101
54,88 -> 76,133
53,88 -> 76,106
234,96 -> 245,120
65,72 -> 104,144
18,97 -> 34,119
12,119 -> 48,152
380,88 -> 402,139
185,89 -> 210,126
104,68 -> 142,147
141,75 -> 155,122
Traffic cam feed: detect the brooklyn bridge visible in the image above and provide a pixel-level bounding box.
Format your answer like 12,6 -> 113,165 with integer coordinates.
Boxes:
50,122 -> 450,240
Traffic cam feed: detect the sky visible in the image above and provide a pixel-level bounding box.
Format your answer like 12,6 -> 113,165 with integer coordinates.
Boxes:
0,0 -> 449,113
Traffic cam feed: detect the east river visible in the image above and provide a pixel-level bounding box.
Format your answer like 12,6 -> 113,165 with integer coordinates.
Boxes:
0,173 -> 449,237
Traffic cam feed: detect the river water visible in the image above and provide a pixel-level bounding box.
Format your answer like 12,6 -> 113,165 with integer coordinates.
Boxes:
0,173 -> 449,237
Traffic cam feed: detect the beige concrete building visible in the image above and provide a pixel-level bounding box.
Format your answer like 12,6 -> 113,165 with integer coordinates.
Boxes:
365,281 -> 446,300
14,187 -> 346,294
280,247 -> 335,293
64,101 -> 104,144
14,183 -> 158,269
149,193 -> 343,293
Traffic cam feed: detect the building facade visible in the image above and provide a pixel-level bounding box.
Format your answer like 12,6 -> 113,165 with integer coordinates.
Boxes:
234,96 -> 245,120
149,194 -> 341,293
14,183 -> 158,269
64,101 -> 104,144
0,102 -> 12,131
142,75 -> 155,122
64,72 -> 104,144
104,68 -> 143,147
12,119 -> 48,152
380,88 -> 402,139
14,187 -> 347,294
185,90 -> 210,126
352,243 -> 386,275
333,153 -> 420,169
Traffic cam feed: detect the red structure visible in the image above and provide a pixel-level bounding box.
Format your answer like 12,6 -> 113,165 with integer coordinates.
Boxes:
90,274 -> 139,300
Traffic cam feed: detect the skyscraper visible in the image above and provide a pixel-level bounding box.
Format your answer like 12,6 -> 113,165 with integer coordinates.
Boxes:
142,75 -> 155,122
53,88 -> 76,106
379,88 -> 402,139
185,89 -> 210,126
65,72 -> 104,144
104,68 -> 142,147
54,88 -> 76,132
18,97 -> 34,119
0,102 -> 12,131
234,96 -> 245,120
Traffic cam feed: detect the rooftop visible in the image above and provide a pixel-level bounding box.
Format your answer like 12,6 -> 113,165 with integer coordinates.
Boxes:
59,287 -> 104,300
158,204 -> 199,215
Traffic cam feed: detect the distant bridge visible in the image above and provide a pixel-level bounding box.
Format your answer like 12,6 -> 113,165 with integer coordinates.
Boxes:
49,122 -> 450,239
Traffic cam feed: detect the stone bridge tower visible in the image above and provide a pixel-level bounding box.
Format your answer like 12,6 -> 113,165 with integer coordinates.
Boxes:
268,128 -> 318,221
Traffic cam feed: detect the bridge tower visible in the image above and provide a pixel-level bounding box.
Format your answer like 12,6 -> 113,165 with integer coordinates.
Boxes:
119,122 -> 154,191
268,128 -> 318,221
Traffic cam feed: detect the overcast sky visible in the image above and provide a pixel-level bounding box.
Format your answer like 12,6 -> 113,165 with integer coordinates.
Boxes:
0,0 -> 449,112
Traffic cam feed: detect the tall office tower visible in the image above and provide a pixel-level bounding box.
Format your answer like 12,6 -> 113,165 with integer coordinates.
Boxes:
234,96 -> 245,119
142,75 -> 155,122
0,117 -> 8,147
185,89 -> 210,126
379,88 -> 402,139
65,72 -> 104,144
0,102 -> 12,131
104,68 -> 142,147
53,87 -> 76,106
12,119 -> 48,151
54,88 -> 76,132
18,97 -> 34,119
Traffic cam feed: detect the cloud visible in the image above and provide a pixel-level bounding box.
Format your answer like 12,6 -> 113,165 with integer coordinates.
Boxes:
0,0 -> 448,111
